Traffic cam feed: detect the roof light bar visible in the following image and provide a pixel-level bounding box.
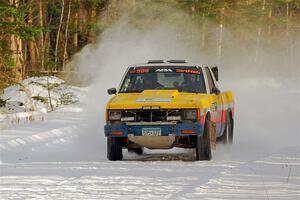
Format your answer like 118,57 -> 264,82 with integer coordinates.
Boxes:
148,60 -> 164,64
167,60 -> 186,63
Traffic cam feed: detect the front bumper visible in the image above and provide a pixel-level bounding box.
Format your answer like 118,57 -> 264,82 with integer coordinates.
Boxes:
104,122 -> 204,137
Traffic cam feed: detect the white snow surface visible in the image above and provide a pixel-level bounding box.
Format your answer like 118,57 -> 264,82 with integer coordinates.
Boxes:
0,81 -> 299,199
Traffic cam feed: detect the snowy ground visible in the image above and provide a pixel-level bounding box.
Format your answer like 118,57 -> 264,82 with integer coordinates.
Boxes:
1,79 -> 300,199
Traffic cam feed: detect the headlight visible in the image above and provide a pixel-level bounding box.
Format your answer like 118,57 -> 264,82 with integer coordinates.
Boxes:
183,109 -> 197,120
108,110 -> 122,120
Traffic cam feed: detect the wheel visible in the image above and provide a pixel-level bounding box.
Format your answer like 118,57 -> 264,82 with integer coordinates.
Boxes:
196,119 -> 212,161
227,114 -> 234,144
128,147 -> 144,155
220,121 -> 228,144
107,137 -> 123,161
220,112 -> 234,144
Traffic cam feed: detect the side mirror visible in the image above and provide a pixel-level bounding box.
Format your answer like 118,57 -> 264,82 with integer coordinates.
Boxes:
107,88 -> 117,95
211,87 -> 221,95
211,66 -> 218,81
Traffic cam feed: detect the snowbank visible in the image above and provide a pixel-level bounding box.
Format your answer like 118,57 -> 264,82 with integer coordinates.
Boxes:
1,76 -> 80,114
0,76 -> 81,128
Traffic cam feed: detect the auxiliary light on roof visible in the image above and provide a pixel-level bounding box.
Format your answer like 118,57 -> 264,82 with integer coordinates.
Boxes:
147,60 -> 164,64
167,60 -> 186,63
147,60 -> 187,64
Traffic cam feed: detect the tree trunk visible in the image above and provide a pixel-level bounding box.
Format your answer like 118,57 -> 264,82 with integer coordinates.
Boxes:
254,27 -> 262,65
87,4 -> 97,43
63,0 -> 72,71
28,2 -> 36,72
28,42 -> 36,71
201,14 -> 206,49
268,2 -> 272,38
54,0 -> 65,71
39,0 -> 45,71
78,0 -> 86,33
217,7 -> 225,65
254,1 -> 266,66
44,31 -> 50,71
9,0 -> 24,82
285,2 -> 290,72
46,75 -> 54,111
73,0 -> 78,53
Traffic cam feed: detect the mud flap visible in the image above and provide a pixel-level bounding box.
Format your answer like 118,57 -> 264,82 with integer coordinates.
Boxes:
209,121 -> 217,150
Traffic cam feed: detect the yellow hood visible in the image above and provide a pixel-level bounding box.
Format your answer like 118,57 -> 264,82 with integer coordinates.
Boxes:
107,90 -> 211,110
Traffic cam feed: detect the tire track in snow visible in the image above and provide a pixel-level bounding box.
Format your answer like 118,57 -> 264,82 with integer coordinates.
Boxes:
0,125 -> 80,151
0,160 -> 242,200
176,147 -> 300,200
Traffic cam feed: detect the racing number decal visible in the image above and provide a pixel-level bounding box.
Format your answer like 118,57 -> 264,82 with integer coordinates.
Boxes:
129,68 -> 150,74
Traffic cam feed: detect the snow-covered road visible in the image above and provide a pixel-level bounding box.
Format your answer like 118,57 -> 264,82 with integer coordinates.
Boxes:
1,106 -> 299,199
2,154 -> 298,200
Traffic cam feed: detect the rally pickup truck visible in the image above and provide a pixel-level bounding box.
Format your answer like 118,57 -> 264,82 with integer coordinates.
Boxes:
104,60 -> 234,161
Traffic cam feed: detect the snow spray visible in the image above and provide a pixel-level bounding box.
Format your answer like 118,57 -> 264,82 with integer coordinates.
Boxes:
72,6 -> 300,162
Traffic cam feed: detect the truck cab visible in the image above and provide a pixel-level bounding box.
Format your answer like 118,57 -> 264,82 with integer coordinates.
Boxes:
104,60 -> 234,161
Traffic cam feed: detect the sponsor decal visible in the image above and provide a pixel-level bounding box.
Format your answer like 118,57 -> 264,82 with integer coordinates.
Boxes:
129,68 -> 150,74
129,68 -> 201,74
155,69 -> 173,72
176,69 -> 201,74
136,98 -> 171,102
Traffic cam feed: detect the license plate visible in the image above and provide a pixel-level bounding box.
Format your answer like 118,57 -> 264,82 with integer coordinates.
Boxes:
142,128 -> 161,136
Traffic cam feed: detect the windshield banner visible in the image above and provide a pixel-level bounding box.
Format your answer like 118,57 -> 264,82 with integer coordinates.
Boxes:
128,67 -> 201,74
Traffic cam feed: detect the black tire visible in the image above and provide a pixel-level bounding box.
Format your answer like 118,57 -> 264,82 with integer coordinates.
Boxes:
220,112 -> 234,144
228,114 -> 234,144
128,147 -> 144,155
107,137 -> 123,161
196,119 -> 212,161
220,121 -> 228,144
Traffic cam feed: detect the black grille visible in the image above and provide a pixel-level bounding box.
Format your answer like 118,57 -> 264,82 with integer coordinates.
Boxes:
122,109 -> 181,122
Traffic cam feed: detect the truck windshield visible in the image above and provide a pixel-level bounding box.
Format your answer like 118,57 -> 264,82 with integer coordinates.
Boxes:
119,67 -> 206,93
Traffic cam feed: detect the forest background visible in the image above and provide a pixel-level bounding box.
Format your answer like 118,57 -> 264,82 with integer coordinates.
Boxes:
0,0 -> 299,93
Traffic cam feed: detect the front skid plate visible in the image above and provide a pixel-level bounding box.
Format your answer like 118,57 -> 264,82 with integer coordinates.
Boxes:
128,134 -> 175,149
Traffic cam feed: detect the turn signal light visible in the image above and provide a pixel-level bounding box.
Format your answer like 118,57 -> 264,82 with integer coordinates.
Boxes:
112,131 -> 124,135
181,130 -> 196,134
